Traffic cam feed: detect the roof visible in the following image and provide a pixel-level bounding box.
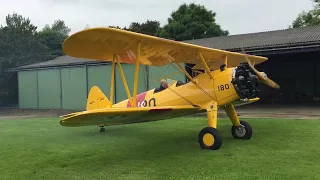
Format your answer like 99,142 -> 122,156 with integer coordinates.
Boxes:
13,25 -> 320,71
13,56 -> 109,71
185,25 -> 320,52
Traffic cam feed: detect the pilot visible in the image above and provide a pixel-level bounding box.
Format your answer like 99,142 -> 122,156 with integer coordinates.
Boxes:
176,80 -> 184,86
154,79 -> 168,92
220,64 -> 226,71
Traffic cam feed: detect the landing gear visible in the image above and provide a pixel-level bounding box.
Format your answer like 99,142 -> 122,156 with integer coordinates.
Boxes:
225,104 -> 253,140
99,126 -> 105,132
198,103 -> 253,150
231,120 -> 252,139
199,127 -> 222,150
198,101 -> 222,150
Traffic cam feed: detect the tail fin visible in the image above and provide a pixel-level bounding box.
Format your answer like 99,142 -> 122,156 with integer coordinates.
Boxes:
86,86 -> 111,111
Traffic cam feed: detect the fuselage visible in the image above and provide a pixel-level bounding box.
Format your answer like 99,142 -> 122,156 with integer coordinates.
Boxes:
60,63 -> 261,127
113,63 -> 260,110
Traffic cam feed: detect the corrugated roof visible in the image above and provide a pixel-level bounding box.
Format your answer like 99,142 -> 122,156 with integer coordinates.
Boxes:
13,56 -> 108,70
184,25 -> 320,50
13,25 -> 320,71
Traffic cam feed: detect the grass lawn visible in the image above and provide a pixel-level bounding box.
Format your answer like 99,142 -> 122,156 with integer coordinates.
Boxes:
0,116 -> 320,180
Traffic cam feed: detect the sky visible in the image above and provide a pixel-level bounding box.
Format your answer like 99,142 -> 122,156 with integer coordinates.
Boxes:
0,0 -> 315,35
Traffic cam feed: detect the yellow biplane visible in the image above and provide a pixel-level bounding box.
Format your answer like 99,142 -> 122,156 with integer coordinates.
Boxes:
60,27 -> 280,150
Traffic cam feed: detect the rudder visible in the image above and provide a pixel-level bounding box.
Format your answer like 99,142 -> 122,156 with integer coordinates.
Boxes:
86,86 -> 111,110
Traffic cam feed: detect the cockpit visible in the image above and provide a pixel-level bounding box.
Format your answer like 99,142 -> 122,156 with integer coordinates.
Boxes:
153,79 -> 186,93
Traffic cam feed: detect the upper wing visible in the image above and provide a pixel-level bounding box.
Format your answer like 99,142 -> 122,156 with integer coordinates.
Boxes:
62,27 -> 268,70
60,105 -> 201,127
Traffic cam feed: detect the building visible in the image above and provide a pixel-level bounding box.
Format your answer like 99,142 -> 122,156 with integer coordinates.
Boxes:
185,25 -> 320,104
13,25 -> 320,110
13,56 -> 185,110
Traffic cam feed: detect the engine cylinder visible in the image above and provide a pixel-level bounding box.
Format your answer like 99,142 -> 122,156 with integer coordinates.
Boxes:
231,62 -> 260,99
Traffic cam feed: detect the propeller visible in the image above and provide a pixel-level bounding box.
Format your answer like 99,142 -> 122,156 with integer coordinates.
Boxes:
241,48 -> 280,89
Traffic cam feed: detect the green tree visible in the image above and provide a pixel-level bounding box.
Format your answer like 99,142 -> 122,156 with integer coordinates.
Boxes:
39,19 -> 71,60
0,13 -> 49,106
124,20 -> 160,35
291,0 -> 320,28
42,19 -> 71,36
0,13 -> 71,106
0,13 -> 48,68
156,3 -> 229,41
108,20 -> 160,36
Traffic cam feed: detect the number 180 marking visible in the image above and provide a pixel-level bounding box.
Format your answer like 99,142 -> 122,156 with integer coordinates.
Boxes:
218,84 -> 229,91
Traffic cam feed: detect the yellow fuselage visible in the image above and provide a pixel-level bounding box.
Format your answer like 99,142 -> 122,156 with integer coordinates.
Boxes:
114,67 -> 241,109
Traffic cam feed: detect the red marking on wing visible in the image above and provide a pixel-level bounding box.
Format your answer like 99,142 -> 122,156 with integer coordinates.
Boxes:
127,91 -> 147,107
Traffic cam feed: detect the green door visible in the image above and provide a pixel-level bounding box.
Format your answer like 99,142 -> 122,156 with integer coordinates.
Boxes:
18,71 -> 38,109
38,69 -> 61,109
61,67 -> 87,110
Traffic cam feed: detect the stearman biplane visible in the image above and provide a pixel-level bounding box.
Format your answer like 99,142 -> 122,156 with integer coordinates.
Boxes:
60,27 -> 280,150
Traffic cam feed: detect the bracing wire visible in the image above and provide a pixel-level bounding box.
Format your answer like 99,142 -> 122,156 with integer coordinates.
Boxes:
138,43 -> 217,104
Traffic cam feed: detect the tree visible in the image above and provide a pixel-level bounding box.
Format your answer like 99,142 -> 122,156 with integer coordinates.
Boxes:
0,13 -> 48,68
291,0 -> 320,28
37,30 -> 66,60
42,19 -> 71,36
39,19 -> 71,60
156,3 -> 229,41
0,13 -> 49,106
124,20 -> 160,36
108,20 -> 160,36
0,13 -> 71,106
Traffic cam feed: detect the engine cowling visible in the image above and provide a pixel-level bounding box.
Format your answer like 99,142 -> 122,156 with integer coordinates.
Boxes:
231,62 -> 260,100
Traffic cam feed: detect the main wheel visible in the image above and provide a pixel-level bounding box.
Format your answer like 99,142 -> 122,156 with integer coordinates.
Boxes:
199,127 -> 222,150
231,120 -> 252,139
99,126 -> 105,132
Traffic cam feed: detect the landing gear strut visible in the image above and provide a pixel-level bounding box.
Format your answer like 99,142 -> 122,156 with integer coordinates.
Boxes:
226,104 -> 252,139
198,103 -> 253,150
198,101 -> 223,150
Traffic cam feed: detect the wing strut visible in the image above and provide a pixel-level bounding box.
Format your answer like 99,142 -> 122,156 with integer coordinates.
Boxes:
113,42 -> 141,108
198,52 -> 213,79
223,55 -> 227,67
175,62 -> 215,101
175,63 -> 196,84
109,54 -> 116,107
116,56 -> 134,106
132,42 -> 141,107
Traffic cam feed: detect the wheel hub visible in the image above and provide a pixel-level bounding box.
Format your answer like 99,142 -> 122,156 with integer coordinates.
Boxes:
203,133 -> 215,146
235,126 -> 246,137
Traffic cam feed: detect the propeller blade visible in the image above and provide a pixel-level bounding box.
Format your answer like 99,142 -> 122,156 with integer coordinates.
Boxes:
241,48 -> 280,89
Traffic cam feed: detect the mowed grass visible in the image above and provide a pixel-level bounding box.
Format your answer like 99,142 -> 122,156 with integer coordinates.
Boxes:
0,116 -> 320,180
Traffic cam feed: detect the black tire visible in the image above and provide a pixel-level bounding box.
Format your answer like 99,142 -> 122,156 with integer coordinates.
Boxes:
198,127 -> 222,150
231,120 -> 252,139
99,126 -> 105,132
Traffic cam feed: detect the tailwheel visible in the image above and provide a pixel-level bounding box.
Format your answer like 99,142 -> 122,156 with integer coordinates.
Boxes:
199,127 -> 222,150
231,120 -> 252,139
99,126 -> 105,132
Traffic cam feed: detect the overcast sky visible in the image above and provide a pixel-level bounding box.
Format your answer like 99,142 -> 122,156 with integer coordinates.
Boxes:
0,0 -> 315,35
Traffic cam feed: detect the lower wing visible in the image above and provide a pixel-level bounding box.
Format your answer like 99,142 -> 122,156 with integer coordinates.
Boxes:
232,98 -> 260,107
60,106 -> 202,127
